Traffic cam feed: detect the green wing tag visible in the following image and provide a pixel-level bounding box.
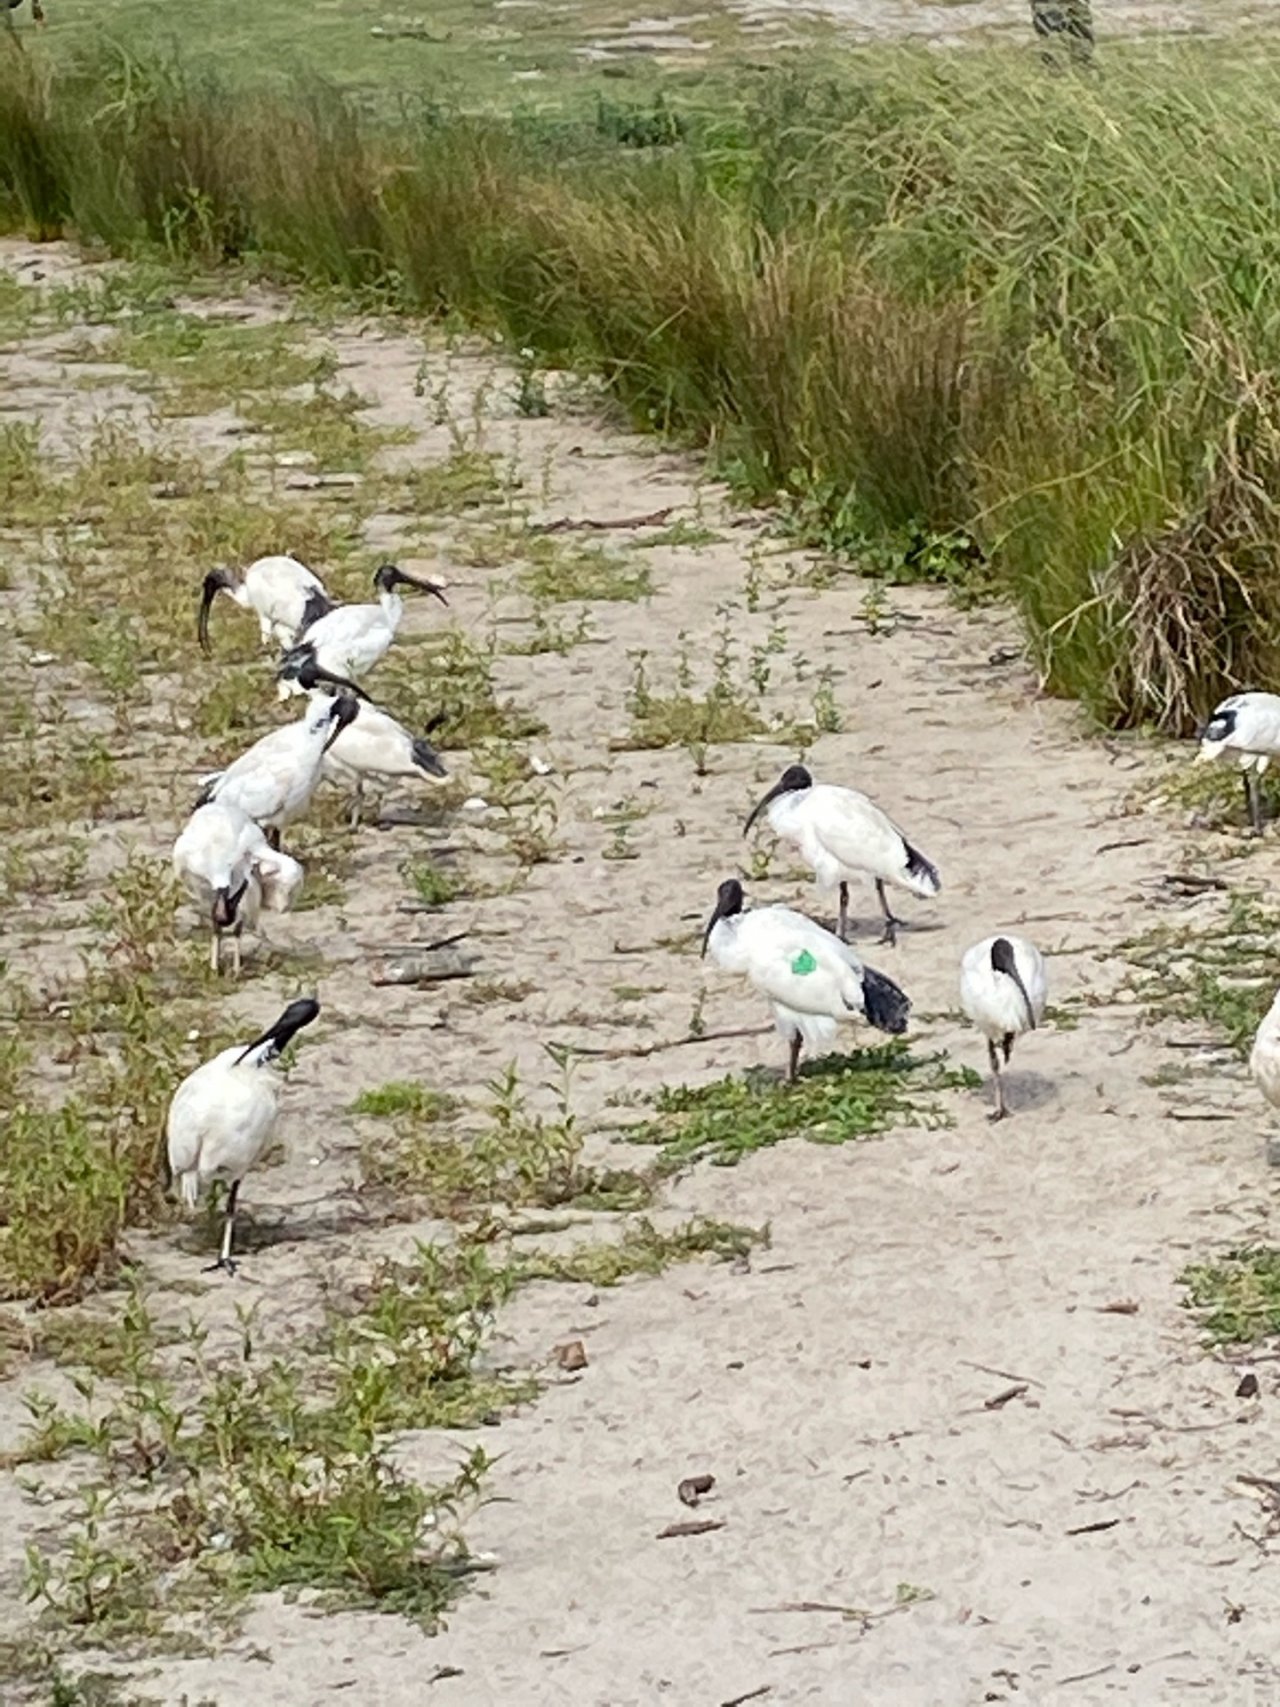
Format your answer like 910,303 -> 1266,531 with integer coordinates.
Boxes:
790,949 -> 817,976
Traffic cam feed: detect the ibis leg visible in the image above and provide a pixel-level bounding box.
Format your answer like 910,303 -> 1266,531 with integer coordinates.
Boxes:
230,925 -> 243,979
787,1032 -> 802,1084
203,1180 -> 241,1277
1245,770 -> 1265,835
210,929 -> 221,974
838,880 -> 850,943
875,879 -> 905,947
987,1039 -> 1007,1122
348,779 -> 363,831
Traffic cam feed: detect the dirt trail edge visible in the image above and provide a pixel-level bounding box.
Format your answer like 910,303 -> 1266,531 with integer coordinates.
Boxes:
2,239 -> 1278,1707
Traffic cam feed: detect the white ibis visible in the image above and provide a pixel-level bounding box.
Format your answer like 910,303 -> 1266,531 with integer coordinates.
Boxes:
197,554 -> 333,654
744,763 -> 939,946
195,692 -> 358,847
275,653 -> 447,827
959,933 -> 1047,1121
1250,989 -> 1280,1165
279,562 -> 447,697
701,877 -> 910,1081
1197,693 -> 1280,834
172,800 -> 304,975
166,997 -> 320,1275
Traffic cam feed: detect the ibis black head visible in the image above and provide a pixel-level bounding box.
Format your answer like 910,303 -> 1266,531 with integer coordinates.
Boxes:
321,693 -> 361,752
701,877 -> 745,958
990,936 -> 1037,1031
277,646 -> 368,700
744,763 -> 814,835
197,568 -> 237,655
373,562 -> 448,605
1198,704 -> 1237,746
211,879 -> 249,931
236,996 -> 321,1065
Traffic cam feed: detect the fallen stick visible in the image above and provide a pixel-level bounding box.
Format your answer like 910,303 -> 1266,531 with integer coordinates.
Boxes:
370,943 -> 479,986
720,1689 -> 771,1707
569,1023 -> 773,1061
657,1518 -> 725,1539
528,506 -> 674,535
984,1383 -> 1028,1410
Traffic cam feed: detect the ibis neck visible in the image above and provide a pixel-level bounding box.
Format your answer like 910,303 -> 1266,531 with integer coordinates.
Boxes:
378,588 -> 403,626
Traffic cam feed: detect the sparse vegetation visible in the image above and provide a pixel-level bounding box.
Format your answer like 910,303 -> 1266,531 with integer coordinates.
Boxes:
1182,1248 -> 1280,1344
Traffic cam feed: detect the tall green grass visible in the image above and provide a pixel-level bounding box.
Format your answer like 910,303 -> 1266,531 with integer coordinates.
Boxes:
6,40 -> 1280,730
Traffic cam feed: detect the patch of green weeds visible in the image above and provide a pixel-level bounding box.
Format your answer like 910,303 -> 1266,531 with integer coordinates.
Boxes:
1182,1248 -> 1280,1343
632,519 -> 721,550
1119,890 -> 1279,1058
405,449 -> 506,517
502,606 -> 594,656
627,1044 -> 975,1171
515,1216 -> 764,1286
620,645 -> 768,754
98,312 -> 325,415
1146,757 -> 1280,834
242,386 -> 414,473
379,629 -> 544,750
519,538 -> 652,604
402,856 -> 460,907
350,1081 -> 461,1122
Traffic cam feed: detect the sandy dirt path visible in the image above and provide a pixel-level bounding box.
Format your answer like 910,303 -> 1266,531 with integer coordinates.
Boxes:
735,0 -> 1280,46
2,239 -> 1279,1706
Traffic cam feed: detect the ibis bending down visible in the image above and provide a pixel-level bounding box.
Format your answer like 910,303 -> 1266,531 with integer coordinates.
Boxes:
172,800 -> 304,975
197,554 -> 333,654
959,933 -> 1047,1121
279,562 -> 447,697
276,653 -> 448,827
166,997 -> 320,1275
744,763 -> 940,946
195,691 -> 359,847
701,877 -> 910,1081
1197,693 -> 1280,834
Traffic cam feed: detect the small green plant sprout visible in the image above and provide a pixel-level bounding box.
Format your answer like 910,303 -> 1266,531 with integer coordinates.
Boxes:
513,347 -> 550,418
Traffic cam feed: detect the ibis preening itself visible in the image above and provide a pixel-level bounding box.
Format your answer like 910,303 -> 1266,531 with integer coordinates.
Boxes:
172,800 -> 304,975
166,997 -> 320,1276
279,563 -> 447,697
701,877 -> 910,1082
197,554 -> 333,654
276,653 -> 448,828
196,692 -> 359,847
1197,692 -> 1280,834
1249,988 -> 1280,1166
959,933 -> 1047,1122
744,763 -> 940,946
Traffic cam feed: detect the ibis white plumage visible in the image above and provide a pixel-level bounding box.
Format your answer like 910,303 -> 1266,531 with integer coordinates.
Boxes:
275,653 -> 448,827
701,877 -> 910,1081
197,554 -> 333,654
166,997 -> 320,1275
1197,692 -> 1280,833
959,933 -> 1047,1121
279,562 -> 447,697
172,800 -> 305,975
744,763 -> 940,945
195,692 -> 359,846
1249,988 -> 1280,1166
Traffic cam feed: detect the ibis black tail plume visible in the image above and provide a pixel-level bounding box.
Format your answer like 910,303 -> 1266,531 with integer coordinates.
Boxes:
903,841 -> 941,896
860,965 -> 911,1036
411,735 -> 447,779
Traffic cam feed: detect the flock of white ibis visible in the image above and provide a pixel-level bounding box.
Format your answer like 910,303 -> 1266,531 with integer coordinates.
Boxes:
159,560 -> 1280,1275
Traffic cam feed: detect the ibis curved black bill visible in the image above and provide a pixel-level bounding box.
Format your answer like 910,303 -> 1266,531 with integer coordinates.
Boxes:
236,996 -> 321,1065
321,694 -> 361,754
375,562 -> 449,606
278,647 -> 369,700
743,764 -> 813,836
197,569 -> 234,656
701,877 -> 744,957
990,937 -> 1036,1031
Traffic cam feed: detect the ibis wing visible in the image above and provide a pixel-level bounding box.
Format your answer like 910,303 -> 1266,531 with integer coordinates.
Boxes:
256,846 -> 305,912
740,908 -> 864,1013
809,786 -> 910,874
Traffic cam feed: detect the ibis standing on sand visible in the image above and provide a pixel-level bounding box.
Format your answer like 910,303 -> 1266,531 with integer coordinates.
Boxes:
195,692 -> 359,847
1197,692 -> 1280,834
275,653 -> 448,827
172,799 -> 305,975
959,933 -> 1047,1122
279,563 -> 448,697
701,877 -> 910,1082
197,554 -> 333,654
1249,988 -> 1280,1167
744,763 -> 940,945
166,997 -> 321,1275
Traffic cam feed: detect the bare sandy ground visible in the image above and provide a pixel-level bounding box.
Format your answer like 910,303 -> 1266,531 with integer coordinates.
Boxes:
735,0 -> 1280,45
3,235 -> 1280,1706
